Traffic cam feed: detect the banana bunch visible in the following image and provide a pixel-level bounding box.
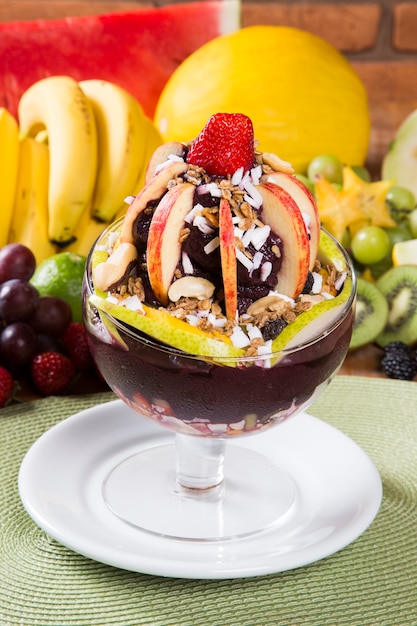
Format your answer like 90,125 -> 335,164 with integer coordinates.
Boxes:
0,108 -> 20,247
9,136 -> 56,264
4,75 -> 162,261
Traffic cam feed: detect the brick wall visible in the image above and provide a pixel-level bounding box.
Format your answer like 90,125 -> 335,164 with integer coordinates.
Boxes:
1,0 -> 417,173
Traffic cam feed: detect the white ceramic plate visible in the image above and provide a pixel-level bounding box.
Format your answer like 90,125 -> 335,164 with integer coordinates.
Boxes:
18,400 -> 382,580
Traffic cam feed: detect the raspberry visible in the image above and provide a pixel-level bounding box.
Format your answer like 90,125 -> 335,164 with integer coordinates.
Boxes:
31,351 -> 76,395
381,343 -> 416,381
62,322 -> 94,372
0,366 -> 15,407
186,113 -> 255,177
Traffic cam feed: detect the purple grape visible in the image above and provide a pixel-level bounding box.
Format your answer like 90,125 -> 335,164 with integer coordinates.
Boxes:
0,279 -> 39,322
0,243 -> 37,283
0,322 -> 38,368
36,333 -> 63,354
30,296 -> 72,336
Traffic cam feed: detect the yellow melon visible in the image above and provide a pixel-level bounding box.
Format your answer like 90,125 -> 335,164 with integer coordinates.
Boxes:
154,26 -> 370,173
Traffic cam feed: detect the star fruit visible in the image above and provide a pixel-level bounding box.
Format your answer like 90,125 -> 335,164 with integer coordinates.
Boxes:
315,166 -> 396,241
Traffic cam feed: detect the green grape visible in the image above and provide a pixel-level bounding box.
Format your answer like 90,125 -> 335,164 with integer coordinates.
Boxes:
351,165 -> 371,182
307,154 -> 343,185
369,222 -> 411,278
351,225 -> 391,265
408,208 -> 417,238
386,221 -> 412,247
295,174 -> 315,194
386,185 -> 416,222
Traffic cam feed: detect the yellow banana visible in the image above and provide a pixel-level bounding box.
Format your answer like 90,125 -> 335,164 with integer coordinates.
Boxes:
79,79 -> 147,223
114,116 -> 163,222
9,137 -> 57,264
18,76 -> 98,245
132,116 -> 163,194
66,205 -> 108,257
0,108 -> 20,247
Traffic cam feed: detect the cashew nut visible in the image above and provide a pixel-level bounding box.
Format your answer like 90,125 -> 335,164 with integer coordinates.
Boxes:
262,152 -> 294,175
168,276 -> 215,302
246,295 -> 290,316
93,242 -> 138,292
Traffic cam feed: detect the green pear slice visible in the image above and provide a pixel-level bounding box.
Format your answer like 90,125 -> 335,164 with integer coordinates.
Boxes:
271,275 -> 353,356
89,293 -> 244,363
270,229 -> 353,356
382,109 -> 417,198
146,183 -> 195,305
121,160 -> 188,243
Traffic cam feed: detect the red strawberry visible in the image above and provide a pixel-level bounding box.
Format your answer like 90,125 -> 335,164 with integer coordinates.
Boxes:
62,322 -> 94,372
31,351 -> 76,396
0,366 -> 15,407
186,113 -> 255,177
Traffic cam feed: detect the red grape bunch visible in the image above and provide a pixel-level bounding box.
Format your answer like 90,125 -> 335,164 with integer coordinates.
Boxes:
0,243 -> 95,403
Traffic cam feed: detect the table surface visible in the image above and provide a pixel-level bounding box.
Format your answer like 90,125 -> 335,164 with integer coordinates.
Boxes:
2,375 -> 417,626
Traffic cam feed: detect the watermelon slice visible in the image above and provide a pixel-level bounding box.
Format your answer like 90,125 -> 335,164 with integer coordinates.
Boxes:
0,1 -> 240,120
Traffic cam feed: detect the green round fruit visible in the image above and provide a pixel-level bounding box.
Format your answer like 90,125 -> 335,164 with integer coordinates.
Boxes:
307,154 -> 343,185
408,208 -> 417,238
351,226 -> 390,265
31,251 -> 86,322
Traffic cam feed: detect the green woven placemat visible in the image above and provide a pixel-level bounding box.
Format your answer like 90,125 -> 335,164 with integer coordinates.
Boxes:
1,377 -> 417,626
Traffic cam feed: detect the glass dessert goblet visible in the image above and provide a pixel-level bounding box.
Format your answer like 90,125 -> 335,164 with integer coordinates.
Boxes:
83,220 -> 356,541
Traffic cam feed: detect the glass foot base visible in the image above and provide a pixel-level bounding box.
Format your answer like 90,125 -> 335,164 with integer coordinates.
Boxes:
103,444 -> 297,541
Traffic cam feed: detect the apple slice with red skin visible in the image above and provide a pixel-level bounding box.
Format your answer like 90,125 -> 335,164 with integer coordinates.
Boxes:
263,171 -> 320,270
257,182 -> 310,299
147,182 -> 195,305
121,160 -> 188,243
145,141 -> 186,184
218,197 -> 238,319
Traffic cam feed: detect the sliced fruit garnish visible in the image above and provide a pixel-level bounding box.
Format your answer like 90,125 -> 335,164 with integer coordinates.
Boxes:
316,167 -> 396,241
392,239 -> 417,266
318,228 -> 351,272
120,159 -> 188,243
257,182 -> 310,298
146,183 -> 195,306
350,278 -> 388,350
90,293 -> 245,362
342,166 -> 396,229
382,108 -> 417,200
218,197 -> 237,319
186,113 -> 255,177
263,170 -> 320,270
271,275 -> 353,355
315,175 -> 365,241
375,264 -> 417,347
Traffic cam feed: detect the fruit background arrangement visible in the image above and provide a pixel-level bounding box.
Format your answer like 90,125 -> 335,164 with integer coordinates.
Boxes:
0,6 -> 417,404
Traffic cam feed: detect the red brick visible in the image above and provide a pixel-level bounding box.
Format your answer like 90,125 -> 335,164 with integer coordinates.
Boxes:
242,2 -> 381,52
393,3 -> 417,51
0,1 -> 149,22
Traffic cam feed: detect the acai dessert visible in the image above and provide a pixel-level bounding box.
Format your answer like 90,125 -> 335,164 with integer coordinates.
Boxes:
83,113 -> 355,437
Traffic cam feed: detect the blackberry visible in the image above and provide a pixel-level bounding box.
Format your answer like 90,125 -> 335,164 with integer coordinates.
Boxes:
381,343 -> 416,381
261,318 -> 287,341
301,272 -> 314,294
383,341 -> 410,355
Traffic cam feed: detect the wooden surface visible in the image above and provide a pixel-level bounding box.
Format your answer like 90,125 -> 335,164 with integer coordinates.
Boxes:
340,344 -> 384,378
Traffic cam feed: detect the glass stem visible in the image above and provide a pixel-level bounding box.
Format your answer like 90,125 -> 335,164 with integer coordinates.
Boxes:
175,433 -> 226,491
